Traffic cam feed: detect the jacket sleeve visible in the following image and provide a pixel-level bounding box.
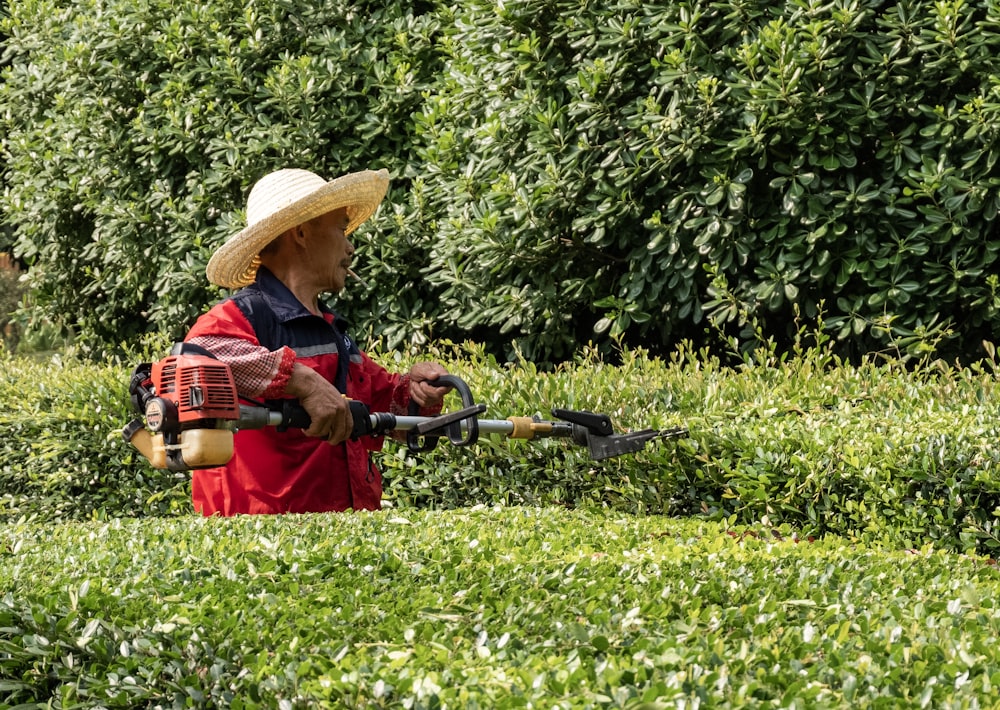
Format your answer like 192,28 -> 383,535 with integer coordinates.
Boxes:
362,351 -> 443,418
185,301 -> 297,399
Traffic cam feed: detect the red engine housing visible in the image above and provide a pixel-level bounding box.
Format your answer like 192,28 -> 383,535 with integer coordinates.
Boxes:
150,353 -> 241,425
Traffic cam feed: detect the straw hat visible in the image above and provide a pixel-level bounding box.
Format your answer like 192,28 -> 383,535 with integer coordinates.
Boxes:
206,167 -> 390,288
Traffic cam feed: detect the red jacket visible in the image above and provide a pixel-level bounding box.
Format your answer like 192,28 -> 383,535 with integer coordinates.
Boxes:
184,268 -> 431,515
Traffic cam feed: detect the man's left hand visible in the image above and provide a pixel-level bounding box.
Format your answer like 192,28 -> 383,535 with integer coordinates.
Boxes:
408,361 -> 452,408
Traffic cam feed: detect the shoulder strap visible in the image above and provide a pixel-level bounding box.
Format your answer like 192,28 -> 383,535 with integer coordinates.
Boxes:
170,341 -> 217,358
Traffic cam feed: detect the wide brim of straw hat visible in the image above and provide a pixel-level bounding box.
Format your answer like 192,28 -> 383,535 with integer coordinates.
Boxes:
206,168 -> 390,289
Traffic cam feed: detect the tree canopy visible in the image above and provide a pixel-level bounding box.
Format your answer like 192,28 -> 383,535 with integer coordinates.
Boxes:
1,0 -> 998,363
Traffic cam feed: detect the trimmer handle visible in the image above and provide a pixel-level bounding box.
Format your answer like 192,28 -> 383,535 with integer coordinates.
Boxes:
407,375 -> 476,452
274,399 -> 374,439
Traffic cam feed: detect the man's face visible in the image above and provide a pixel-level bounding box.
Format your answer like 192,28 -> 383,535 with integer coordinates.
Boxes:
302,207 -> 353,293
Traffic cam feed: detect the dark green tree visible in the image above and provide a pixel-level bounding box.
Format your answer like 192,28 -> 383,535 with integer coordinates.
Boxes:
2,0 -> 999,363
0,0 -> 446,353
414,0 -> 1000,361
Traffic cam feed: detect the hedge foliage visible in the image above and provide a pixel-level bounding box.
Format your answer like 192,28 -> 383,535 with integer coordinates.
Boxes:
2,0 -> 999,363
5,509 -> 1000,707
418,0 -> 1000,362
0,350 -> 191,521
4,338 -> 1000,556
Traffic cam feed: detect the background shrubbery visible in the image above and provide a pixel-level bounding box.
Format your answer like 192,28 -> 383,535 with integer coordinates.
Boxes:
1,0 -> 999,363
0,0 -> 446,352
4,338 -> 1000,555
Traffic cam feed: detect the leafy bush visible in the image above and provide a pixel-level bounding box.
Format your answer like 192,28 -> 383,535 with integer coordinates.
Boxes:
7,337 -> 1000,555
380,338 -> 1000,555
414,0 -> 1000,361
658,344 -> 1000,553
0,0 -> 446,354
0,350 -> 190,522
3,0 -> 1000,363
4,508 -> 1000,707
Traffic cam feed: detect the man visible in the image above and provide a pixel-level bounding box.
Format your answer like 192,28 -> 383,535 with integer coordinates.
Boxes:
184,167 -> 451,516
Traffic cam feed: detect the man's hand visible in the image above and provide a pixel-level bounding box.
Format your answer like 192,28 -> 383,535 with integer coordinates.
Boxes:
408,361 -> 452,408
285,362 -> 354,445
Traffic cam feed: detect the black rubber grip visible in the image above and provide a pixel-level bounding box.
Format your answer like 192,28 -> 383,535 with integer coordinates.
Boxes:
276,399 -> 372,439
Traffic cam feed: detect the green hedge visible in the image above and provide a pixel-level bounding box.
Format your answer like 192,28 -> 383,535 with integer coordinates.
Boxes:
415,0 -> 1000,361
5,508 -> 1000,707
0,352 -> 191,521
2,0 -> 1000,363
4,341 -> 1000,555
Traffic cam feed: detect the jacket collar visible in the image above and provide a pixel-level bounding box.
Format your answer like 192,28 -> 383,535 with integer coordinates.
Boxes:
254,267 -> 347,326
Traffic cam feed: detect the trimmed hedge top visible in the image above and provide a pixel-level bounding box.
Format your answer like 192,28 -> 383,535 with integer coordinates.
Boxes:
3,338 -> 1000,555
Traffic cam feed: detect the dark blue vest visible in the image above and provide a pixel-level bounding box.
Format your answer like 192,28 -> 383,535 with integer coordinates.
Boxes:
229,267 -> 359,393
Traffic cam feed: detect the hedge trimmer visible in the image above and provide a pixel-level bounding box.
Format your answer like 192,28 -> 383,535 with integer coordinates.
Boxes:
122,344 -> 687,472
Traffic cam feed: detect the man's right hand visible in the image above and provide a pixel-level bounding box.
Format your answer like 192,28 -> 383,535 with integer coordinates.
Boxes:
285,363 -> 354,445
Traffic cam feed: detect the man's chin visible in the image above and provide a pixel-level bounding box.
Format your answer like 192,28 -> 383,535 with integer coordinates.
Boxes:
325,276 -> 347,295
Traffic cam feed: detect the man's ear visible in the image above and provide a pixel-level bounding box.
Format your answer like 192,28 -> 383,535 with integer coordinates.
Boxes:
259,230 -> 290,260
290,225 -> 307,246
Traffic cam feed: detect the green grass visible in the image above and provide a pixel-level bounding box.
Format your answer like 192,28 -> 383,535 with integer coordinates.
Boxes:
3,506 -> 1000,708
